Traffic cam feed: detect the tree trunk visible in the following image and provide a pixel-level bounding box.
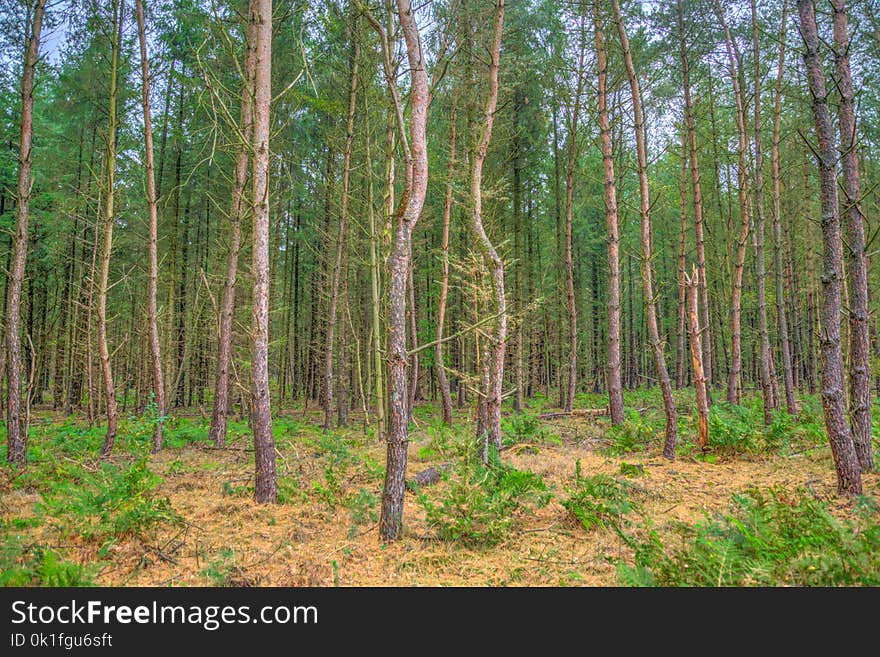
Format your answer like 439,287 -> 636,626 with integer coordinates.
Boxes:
250,0 -> 277,504
435,102 -> 456,426
136,0 -> 166,452
325,27 -> 359,430
99,0 -> 123,458
613,0 -> 678,458
470,0 -> 506,461
209,3 -> 256,447
369,0 -> 430,541
771,1 -> 796,416
832,0 -> 873,472
716,1 -> 751,406
685,267 -> 709,450
5,0 -> 46,468
751,0 -> 776,424
676,128 -> 688,389
562,16 -> 586,413
593,1 -> 624,426
798,0 -> 862,496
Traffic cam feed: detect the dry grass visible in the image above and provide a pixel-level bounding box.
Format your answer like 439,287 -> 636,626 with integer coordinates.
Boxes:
3,408 -> 877,587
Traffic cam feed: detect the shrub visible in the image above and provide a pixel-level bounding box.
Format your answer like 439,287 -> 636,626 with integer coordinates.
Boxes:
501,413 -> 561,449
41,457 -> 180,540
605,410 -> 656,455
619,488 -> 880,586
416,449 -> 550,547
562,463 -> 639,534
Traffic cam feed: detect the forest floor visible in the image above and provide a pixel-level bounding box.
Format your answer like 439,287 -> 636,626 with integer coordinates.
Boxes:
2,389 -> 879,586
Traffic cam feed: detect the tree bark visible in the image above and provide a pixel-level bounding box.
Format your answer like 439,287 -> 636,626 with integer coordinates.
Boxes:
99,0 -> 123,458
716,1 -> 751,406
677,0 -> 712,392
685,267 -> 709,451
250,0 -> 277,503
676,128 -> 688,389
135,0 -> 166,452
593,1 -> 624,426
771,1 -> 797,416
325,27 -> 359,430
562,16 -> 586,413
832,0 -> 873,472
209,3 -> 256,447
5,0 -> 46,468
752,0 -> 777,423
613,0 -> 678,458
470,0 -> 506,461
798,0 -> 862,496
435,102 -> 456,427
369,0 -> 430,541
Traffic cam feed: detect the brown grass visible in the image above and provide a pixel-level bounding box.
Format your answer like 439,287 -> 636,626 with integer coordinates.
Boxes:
3,410 -> 877,587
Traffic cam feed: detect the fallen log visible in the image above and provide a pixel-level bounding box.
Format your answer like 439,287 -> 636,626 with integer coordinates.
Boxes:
538,408 -> 610,420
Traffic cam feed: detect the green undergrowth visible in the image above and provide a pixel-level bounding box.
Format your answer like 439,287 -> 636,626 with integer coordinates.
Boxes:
619,488 -> 880,586
415,446 -> 551,547
562,461 -> 642,535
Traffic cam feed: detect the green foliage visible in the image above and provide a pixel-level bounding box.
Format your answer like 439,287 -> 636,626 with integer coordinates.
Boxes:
416,448 -> 551,547
618,462 -> 643,477
344,488 -> 379,537
605,410 -> 656,455
706,402 -> 761,453
501,412 -> 561,450
40,457 -> 180,540
619,488 -> 880,586
199,548 -> 239,586
0,535 -> 95,587
562,463 -> 639,534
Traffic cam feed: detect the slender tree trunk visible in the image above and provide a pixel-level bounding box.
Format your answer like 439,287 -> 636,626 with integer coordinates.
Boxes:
562,16 -> 586,413
250,0 -> 276,503
209,4 -> 256,447
832,0 -> 873,472
325,29 -> 359,430
676,129 -> 688,389
5,0 -> 46,468
798,0 -> 862,496
751,0 -> 776,423
406,258 -> 419,419
685,267 -> 709,450
771,1 -> 797,416
593,1 -> 624,425
716,1 -> 751,406
470,0 -> 506,460
613,0 -> 678,457
369,0 -> 429,541
99,0 -> 123,458
136,0 -> 166,452
435,102 -> 456,426
364,94 -> 385,439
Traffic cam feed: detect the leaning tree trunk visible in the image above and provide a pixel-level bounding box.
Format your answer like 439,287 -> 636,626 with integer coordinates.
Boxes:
771,1 -> 797,416
250,0 -> 277,503
136,0 -> 166,452
368,0 -> 430,541
5,0 -> 46,468
593,0 -> 624,426
752,0 -> 777,423
324,28 -> 359,430
832,0 -> 873,472
562,15 -> 586,413
470,0 -> 506,461
99,0 -> 123,458
613,0 -> 678,458
798,0 -> 862,496
209,2 -> 256,447
716,1 -> 751,406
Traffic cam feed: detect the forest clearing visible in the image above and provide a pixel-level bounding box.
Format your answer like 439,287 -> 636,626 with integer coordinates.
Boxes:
2,0 -> 880,591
